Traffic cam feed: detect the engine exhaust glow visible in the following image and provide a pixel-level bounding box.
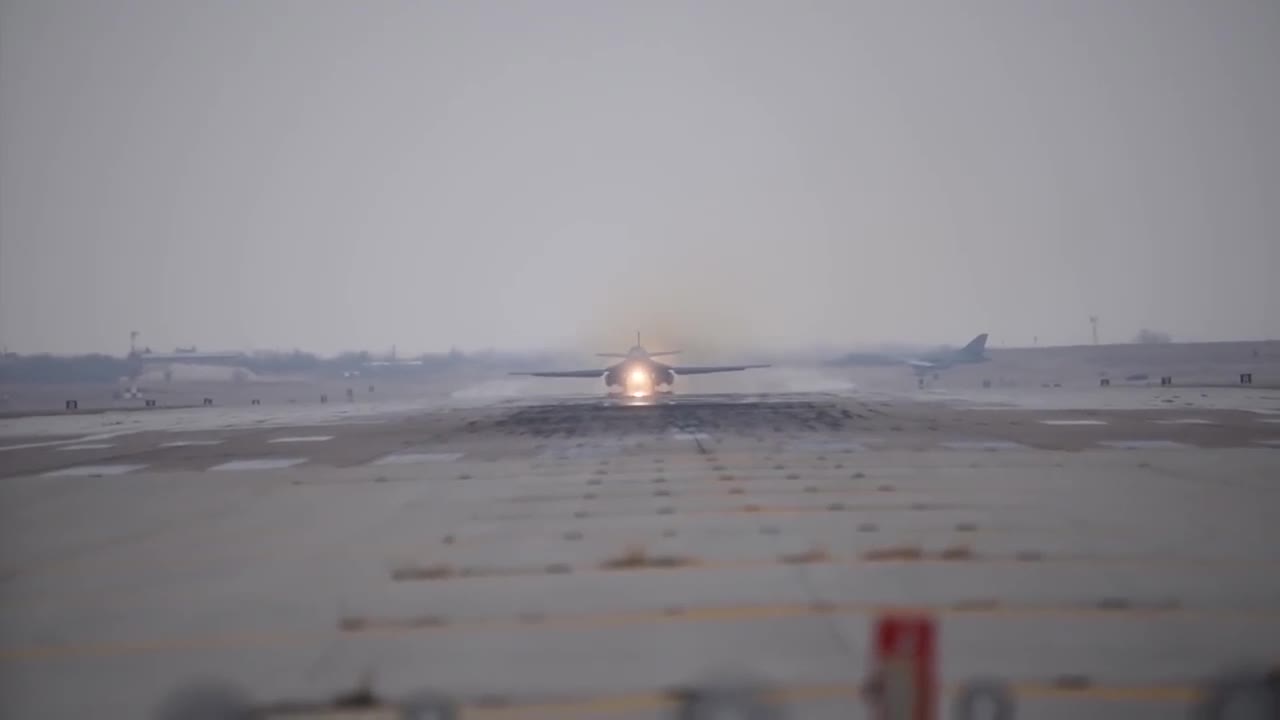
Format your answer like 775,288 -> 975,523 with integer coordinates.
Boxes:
625,366 -> 653,398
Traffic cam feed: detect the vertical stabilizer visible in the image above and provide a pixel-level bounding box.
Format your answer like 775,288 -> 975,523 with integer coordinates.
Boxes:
959,333 -> 989,358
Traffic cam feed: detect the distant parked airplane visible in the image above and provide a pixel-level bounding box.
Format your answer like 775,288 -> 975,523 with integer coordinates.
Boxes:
830,333 -> 990,378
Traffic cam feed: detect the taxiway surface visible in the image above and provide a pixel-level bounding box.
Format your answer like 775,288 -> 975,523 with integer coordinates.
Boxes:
2,386 -> 1278,718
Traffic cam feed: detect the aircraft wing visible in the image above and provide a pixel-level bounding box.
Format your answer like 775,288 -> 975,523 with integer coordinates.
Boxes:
509,369 -> 606,378
670,364 -> 771,375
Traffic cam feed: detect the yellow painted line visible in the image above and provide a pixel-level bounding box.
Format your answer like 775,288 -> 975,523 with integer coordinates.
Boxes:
1016,682 -> 1200,704
507,486 -> 908,503
458,681 -> 1203,719
0,630 -> 302,662
386,551 -> 1280,584
6,600 -> 1275,664
404,522 -> 1163,550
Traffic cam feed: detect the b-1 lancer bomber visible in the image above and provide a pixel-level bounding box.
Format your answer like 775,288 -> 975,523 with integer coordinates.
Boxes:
510,334 -> 770,397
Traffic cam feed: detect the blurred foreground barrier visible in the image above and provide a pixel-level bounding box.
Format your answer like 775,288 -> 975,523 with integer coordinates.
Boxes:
951,679 -> 1015,720
671,673 -> 782,720
1192,665 -> 1279,720
153,680 -> 459,719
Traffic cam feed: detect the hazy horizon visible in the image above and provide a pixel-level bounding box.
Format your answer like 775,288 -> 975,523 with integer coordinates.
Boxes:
3,1 -> 1278,357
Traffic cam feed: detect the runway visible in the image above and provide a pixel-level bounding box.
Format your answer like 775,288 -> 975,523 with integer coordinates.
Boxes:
1,386 -> 1278,718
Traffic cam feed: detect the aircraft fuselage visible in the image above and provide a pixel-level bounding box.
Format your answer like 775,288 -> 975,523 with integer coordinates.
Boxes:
508,337 -> 769,397
604,356 -> 676,395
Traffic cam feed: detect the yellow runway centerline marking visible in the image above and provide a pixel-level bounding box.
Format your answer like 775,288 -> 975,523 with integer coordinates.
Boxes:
5,600 -> 1278,663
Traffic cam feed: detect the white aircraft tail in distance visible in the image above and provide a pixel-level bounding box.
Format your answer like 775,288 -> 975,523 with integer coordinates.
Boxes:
827,333 -> 991,377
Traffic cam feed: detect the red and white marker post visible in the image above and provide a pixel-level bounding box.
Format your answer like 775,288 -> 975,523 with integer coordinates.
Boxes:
867,612 -> 938,720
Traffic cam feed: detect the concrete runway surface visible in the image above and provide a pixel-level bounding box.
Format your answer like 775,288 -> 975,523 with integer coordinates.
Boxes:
2,380 -> 1279,718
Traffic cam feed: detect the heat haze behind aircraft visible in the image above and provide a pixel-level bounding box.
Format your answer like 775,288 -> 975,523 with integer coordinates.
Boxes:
510,333 -> 770,397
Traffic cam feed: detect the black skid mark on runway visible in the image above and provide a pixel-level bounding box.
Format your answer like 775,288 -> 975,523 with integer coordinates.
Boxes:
471,398 -> 855,444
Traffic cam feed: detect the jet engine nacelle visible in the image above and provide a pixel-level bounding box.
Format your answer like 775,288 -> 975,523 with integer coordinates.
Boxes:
604,370 -> 620,387
655,369 -> 675,386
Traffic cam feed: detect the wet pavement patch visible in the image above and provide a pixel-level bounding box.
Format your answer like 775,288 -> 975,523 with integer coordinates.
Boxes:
42,464 -> 147,477
785,440 -> 867,453
941,440 -> 1028,451
371,452 -> 463,465
1053,675 -> 1094,690
392,564 -> 456,581
1097,440 -> 1190,449
209,458 -> 307,471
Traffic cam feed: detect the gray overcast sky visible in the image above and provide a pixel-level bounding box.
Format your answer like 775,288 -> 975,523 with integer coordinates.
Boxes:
2,1 -> 1278,356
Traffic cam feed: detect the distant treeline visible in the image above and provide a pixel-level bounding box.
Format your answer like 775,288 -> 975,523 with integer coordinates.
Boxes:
0,349 -> 554,384
0,353 -> 134,383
